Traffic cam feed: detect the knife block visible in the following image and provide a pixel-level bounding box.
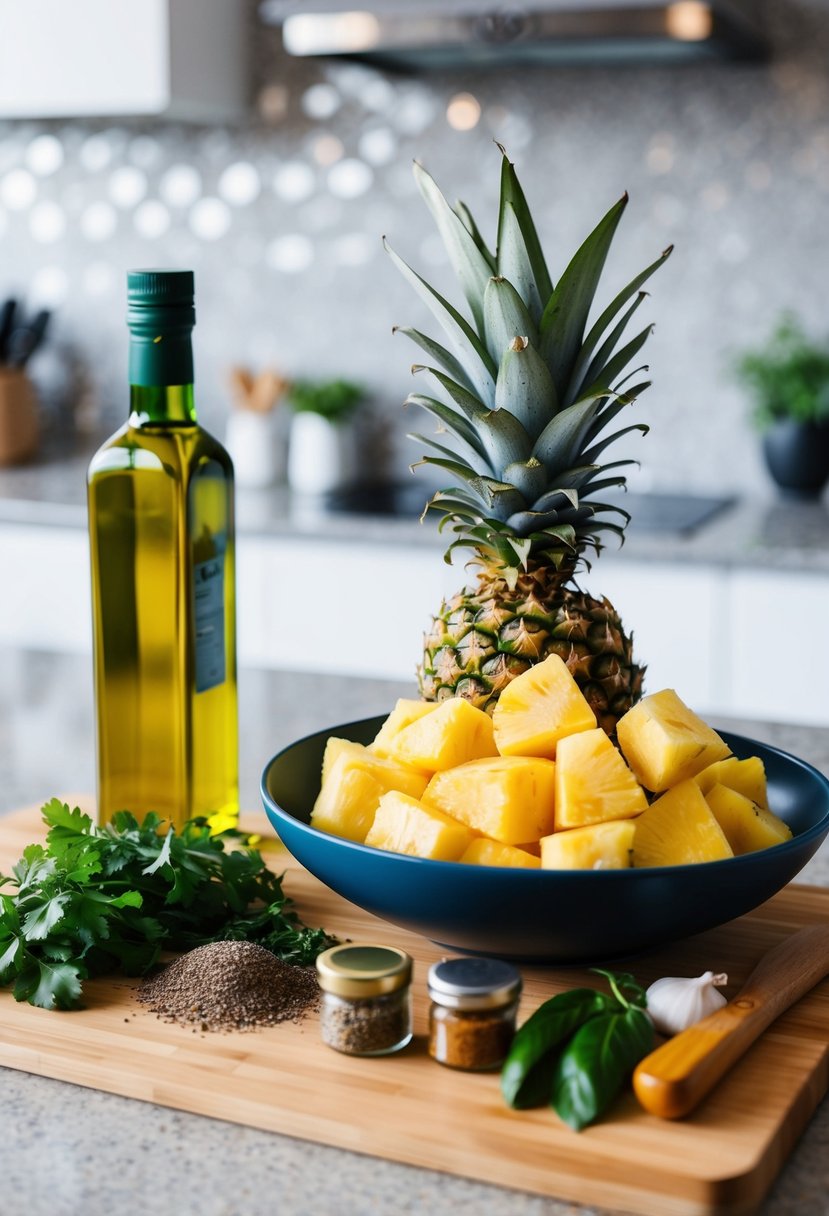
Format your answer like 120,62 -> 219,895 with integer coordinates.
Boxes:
0,367 -> 39,466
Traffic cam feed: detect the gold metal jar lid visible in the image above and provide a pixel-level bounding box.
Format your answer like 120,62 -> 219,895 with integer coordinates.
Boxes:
427,957 -> 522,1011
316,943 -> 413,998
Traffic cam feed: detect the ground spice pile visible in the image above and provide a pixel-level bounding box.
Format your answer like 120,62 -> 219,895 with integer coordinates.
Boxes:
137,940 -> 320,1033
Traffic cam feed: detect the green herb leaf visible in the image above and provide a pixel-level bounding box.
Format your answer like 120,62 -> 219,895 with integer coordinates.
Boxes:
501,987 -> 617,1108
551,1005 -> 654,1131
0,802 -> 337,1011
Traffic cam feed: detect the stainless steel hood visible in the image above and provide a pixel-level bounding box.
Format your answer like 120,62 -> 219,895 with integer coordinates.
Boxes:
261,1 -> 767,70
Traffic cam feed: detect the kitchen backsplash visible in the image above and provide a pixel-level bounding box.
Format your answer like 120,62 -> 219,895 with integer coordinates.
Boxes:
0,0 -> 827,496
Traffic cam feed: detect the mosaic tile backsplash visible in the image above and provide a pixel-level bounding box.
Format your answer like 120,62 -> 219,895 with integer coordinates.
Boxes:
0,0 -> 828,497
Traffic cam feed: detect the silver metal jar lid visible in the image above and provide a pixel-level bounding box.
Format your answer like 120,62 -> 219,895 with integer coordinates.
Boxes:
427,957 -> 522,1011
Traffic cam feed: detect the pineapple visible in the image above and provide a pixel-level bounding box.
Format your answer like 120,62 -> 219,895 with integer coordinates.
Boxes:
423,754 -> 556,843
365,790 -> 474,861
311,745 -> 428,842
460,838 -> 541,868
555,727 -> 647,829
693,755 -> 768,808
632,779 -> 733,867
382,696 -> 497,774
370,698 -> 441,758
492,653 -> 597,758
705,783 -> 792,855
386,150 -> 672,731
617,688 -> 731,792
541,820 -> 636,870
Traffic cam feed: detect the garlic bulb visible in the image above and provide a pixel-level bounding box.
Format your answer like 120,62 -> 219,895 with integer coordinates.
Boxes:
645,971 -> 729,1036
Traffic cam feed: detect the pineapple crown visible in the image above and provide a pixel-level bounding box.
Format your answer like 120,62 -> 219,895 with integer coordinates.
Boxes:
385,147 -> 671,584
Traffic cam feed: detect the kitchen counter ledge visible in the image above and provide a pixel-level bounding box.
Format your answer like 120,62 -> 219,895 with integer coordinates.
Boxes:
2,440 -> 829,573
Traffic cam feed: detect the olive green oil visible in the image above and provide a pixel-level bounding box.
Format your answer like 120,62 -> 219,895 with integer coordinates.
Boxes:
88,272 -> 238,831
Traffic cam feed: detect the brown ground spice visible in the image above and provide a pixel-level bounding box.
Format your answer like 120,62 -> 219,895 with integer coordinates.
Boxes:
137,940 -> 320,1033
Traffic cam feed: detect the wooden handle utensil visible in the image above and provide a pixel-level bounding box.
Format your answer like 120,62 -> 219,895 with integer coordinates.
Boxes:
633,923 -> 829,1119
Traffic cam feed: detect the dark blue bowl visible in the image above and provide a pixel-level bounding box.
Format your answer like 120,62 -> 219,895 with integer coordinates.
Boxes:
260,717 -> 829,963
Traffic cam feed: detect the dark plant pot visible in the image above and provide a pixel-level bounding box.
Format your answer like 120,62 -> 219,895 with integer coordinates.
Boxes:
762,419 -> 829,497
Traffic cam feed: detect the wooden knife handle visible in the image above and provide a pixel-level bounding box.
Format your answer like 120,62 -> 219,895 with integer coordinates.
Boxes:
633,924 -> 829,1119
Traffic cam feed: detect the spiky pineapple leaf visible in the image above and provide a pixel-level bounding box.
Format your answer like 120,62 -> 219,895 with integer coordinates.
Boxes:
413,365 -> 489,421
501,458 -> 547,504
539,194 -> 628,399
495,337 -> 557,440
413,161 -> 494,337
581,424 -> 649,464
483,276 -> 538,365
393,327 -> 478,396
476,405 -> 534,475
533,393 -> 610,476
582,382 -> 651,447
580,325 -> 654,399
496,146 -> 553,310
497,200 -> 546,322
384,239 -> 496,400
408,428 -> 490,476
571,292 -> 649,404
454,200 -> 497,271
405,393 -> 490,464
564,245 -> 672,404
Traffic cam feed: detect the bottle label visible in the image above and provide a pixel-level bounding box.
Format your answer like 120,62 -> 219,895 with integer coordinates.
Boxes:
193,532 -> 226,693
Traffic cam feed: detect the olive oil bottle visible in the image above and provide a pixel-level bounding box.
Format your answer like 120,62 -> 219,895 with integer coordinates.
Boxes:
88,270 -> 238,831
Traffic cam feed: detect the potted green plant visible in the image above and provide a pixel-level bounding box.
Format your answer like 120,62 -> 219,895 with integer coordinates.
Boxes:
735,315 -> 829,497
286,378 -> 364,495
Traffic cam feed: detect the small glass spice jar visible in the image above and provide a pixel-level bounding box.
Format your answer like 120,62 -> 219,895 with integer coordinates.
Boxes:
427,957 -> 522,1071
316,943 -> 413,1057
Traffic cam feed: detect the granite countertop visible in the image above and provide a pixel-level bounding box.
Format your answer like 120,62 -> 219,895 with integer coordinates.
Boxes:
1,645 -> 829,1216
2,436 -> 829,572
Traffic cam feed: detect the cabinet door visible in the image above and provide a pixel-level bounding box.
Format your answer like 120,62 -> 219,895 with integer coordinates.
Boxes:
596,561 -> 726,715
0,0 -> 245,119
238,536 -> 459,681
729,570 -> 829,726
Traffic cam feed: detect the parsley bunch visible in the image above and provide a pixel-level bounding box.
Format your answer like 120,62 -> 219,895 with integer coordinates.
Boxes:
0,799 -> 336,1011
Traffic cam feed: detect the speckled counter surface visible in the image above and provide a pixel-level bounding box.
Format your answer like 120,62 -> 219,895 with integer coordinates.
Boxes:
2,438 -> 829,572
1,646 -> 829,1216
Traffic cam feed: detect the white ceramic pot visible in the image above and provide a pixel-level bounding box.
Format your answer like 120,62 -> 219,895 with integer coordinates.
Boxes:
288,411 -> 354,495
224,410 -> 283,489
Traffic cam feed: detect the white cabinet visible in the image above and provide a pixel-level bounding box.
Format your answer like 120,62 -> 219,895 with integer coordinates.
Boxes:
728,570 -> 829,726
0,0 -> 247,120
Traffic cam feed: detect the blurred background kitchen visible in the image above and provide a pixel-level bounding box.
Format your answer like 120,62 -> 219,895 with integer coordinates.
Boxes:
1,0 -> 828,813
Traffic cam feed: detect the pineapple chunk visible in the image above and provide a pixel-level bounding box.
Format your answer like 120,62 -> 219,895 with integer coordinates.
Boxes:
460,838 -> 541,869
632,779 -> 733,867
541,821 -> 635,871
365,790 -> 473,861
321,736 -> 362,785
424,755 -> 556,844
311,744 -> 428,842
705,783 -> 792,855
555,727 -> 647,829
693,756 -> 768,808
617,689 -> 731,792
492,654 -> 597,759
370,699 -> 440,758
384,697 -> 497,774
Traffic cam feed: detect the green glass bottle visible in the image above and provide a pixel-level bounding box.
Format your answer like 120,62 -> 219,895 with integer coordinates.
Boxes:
87,270 -> 238,832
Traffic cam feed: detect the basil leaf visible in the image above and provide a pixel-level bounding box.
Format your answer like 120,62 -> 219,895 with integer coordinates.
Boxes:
501,988 -> 617,1109
551,1006 -> 654,1131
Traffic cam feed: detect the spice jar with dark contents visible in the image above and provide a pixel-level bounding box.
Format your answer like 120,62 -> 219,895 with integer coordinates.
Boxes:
428,957 -> 522,1071
316,943 -> 413,1056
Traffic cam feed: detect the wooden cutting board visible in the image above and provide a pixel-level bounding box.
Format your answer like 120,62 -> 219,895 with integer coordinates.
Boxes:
1,803 -> 828,1216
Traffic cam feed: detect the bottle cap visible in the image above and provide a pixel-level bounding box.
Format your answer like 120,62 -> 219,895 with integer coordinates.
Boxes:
127,269 -> 194,310
126,269 -> 195,386
316,944 -> 413,998
427,957 -> 522,1010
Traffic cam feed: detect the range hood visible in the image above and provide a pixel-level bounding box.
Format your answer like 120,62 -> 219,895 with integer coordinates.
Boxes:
261,1 -> 767,70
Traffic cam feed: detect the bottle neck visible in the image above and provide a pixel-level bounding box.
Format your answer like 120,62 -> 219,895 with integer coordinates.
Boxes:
130,383 -> 196,426
128,317 -> 196,426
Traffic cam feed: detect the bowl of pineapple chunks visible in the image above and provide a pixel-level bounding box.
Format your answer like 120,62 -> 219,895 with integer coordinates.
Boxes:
261,656 -> 829,962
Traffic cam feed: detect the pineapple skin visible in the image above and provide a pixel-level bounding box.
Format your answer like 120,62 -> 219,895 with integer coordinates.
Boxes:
419,565 -> 644,735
